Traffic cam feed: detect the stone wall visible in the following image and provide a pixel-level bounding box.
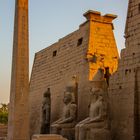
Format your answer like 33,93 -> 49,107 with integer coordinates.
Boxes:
29,21 -> 90,135
109,0 -> 140,139
0,124 -> 7,139
29,10 -> 118,136
109,71 -> 135,140
86,11 -> 118,80
32,134 -> 67,140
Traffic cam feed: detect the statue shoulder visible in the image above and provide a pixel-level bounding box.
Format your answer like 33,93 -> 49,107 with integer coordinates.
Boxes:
97,100 -> 104,108
70,103 -> 77,109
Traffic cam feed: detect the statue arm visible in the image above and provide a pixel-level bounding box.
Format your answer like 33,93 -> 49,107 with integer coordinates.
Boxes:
58,117 -> 73,124
78,117 -> 90,124
86,115 -> 102,124
42,104 -> 45,109
52,118 -> 63,124
42,100 -> 47,110
86,104 -> 103,124
58,104 -> 77,124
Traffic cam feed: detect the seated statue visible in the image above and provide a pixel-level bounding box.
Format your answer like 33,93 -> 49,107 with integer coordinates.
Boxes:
75,87 -> 109,140
51,92 -> 77,135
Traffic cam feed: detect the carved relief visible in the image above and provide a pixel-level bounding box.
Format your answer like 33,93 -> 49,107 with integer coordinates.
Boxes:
40,88 -> 51,134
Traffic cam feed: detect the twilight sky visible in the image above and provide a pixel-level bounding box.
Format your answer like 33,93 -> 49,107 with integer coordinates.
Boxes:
0,0 -> 128,103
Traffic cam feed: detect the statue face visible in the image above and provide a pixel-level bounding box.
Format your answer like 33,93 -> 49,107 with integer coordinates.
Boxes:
98,93 -> 103,100
90,88 -> 104,101
63,93 -> 72,104
97,89 -> 104,101
90,87 -> 100,96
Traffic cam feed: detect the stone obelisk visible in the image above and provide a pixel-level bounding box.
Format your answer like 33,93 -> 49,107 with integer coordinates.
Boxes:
8,0 -> 29,140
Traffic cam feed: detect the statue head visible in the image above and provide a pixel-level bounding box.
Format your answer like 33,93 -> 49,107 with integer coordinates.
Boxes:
97,89 -> 104,101
72,75 -> 77,80
63,92 -> 72,104
90,87 -> 100,95
43,88 -> 50,98
90,87 -> 104,101
66,75 -> 77,93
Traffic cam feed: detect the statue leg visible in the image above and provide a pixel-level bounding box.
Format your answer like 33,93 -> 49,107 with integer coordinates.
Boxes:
50,124 -> 60,134
75,124 -> 81,140
79,124 -> 87,140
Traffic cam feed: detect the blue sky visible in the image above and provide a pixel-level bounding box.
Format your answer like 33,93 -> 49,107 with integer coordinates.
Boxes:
0,0 -> 128,103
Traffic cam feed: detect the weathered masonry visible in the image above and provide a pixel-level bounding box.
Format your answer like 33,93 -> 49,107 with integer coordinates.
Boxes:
8,0 -> 30,140
29,10 -> 119,136
109,0 -> 140,140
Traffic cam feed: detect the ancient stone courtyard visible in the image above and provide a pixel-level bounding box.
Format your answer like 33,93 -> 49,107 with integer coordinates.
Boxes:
6,0 -> 140,140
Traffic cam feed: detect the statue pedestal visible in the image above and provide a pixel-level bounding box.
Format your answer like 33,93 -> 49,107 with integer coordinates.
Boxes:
61,128 -> 75,140
32,134 -> 67,140
89,129 -> 111,140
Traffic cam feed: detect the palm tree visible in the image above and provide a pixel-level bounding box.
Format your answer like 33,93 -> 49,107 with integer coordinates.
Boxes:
0,103 -> 8,113
0,103 -> 8,124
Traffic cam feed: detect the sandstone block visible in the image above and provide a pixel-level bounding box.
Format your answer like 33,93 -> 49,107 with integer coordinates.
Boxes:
32,134 -> 67,140
61,128 -> 75,140
89,129 -> 111,140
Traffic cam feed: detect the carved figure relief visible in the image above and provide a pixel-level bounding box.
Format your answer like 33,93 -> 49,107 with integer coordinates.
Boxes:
40,88 -> 51,134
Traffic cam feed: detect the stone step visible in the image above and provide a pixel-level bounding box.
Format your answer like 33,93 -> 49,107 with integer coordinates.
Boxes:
32,134 -> 67,140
